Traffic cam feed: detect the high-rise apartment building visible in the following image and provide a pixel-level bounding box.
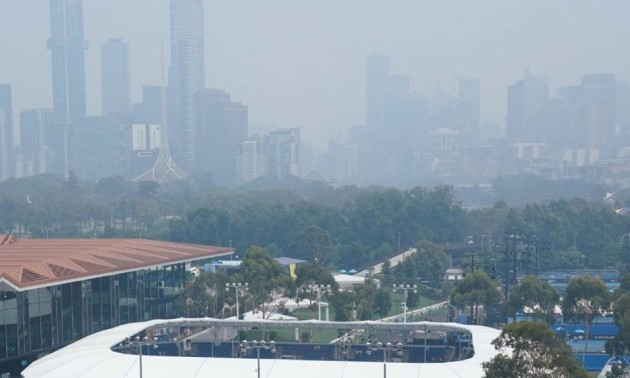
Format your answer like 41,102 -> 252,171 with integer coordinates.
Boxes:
266,128 -> 300,179
20,109 -> 55,176
133,86 -> 163,125
72,116 -> 125,180
0,85 -> 13,180
168,0 -> 205,172
366,54 -> 390,135
193,89 -> 248,185
457,78 -> 481,143
101,38 -> 131,115
506,73 -> 548,142
235,140 -> 267,184
48,0 -> 87,177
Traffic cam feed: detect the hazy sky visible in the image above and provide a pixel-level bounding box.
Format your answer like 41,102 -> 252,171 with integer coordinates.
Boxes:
1,0 -> 629,149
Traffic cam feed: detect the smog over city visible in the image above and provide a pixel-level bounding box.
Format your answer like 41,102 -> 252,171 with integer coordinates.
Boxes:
1,1 -> 630,377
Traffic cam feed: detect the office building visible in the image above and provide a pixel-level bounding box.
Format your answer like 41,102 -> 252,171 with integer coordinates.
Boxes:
457,79 -> 481,143
168,0 -> 205,172
101,38 -> 131,115
235,140 -> 267,184
0,236 -> 232,376
20,109 -> 55,176
0,85 -> 13,181
48,0 -> 87,177
72,116 -> 125,180
366,54 -> 390,135
266,128 -> 300,179
133,86 -> 163,125
506,73 -> 548,142
193,89 -> 247,185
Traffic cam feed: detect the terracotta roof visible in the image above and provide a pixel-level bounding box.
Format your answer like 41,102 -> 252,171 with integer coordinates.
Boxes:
0,237 -> 233,290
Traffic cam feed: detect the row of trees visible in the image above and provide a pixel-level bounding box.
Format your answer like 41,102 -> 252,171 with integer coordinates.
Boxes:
449,270 -> 613,329
1,174 -> 628,273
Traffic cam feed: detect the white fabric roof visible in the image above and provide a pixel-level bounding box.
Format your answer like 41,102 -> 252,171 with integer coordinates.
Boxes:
22,318 -> 501,378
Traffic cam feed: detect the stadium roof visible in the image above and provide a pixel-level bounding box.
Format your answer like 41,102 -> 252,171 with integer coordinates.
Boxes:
0,236 -> 233,291
22,318 -> 502,378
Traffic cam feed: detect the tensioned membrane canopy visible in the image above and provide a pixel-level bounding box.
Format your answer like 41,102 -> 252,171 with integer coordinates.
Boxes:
22,318 -> 502,378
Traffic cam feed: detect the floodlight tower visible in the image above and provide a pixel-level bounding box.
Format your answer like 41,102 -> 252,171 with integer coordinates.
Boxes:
226,282 -> 248,319
123,335 -> 158,378
392,284 -> 417,323
308,284 -> 332,321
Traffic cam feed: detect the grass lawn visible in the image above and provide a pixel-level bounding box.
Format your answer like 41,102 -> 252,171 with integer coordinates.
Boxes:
290,293 -> 446,321
241,325 -> 340,343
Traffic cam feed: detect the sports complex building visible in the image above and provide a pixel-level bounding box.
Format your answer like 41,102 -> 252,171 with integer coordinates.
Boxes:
0,235 -> 233,376
22,318 -> 501,378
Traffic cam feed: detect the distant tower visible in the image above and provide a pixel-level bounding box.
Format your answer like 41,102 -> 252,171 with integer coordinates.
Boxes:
134,47 -> 188,184
193,88 -> 248,185
20,108 -> 55,176
48,0 -> 87,177
0,85 -> 13,180
506,73 -> 548,142
168,0 -> 205,172
366,54 -> 390,136
457,78 -> 481,143
101,38 -> 131,115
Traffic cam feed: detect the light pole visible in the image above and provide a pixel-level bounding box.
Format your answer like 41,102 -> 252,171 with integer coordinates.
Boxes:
226,282 -> 248,319
123,335 -> 158,378
366,341 -> 403,378
423,323 -> 428,364
392,284 -> 417,323
240,339 -> 276,378
307,284 -> 332,321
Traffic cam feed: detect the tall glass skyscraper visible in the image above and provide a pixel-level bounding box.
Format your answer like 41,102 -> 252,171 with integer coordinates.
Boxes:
168,0 -> 205,172
47,0 -> 87,177
101,38 -> 131,115
0,85 -> 13,180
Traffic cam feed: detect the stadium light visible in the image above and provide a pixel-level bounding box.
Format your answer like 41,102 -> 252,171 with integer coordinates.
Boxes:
392,284 -> 418,323
123,335 -> 158,378
306,284 -> 332,321
226,282 -> 249,319
366,340 -> 403,378
240,339 -> 276,378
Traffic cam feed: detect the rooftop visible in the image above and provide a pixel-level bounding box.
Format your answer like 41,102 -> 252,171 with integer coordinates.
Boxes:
22,318 -> 501,378
0,235 -> 233,291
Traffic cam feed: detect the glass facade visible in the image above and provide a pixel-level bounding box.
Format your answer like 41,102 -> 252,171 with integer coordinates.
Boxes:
0,263 -> 186,366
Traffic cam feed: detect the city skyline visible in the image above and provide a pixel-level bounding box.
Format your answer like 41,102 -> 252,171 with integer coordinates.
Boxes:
2,1 -> 630,150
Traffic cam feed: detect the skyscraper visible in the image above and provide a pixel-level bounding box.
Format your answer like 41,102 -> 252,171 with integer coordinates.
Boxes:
0,85 -> 13,180
266,128 -> 300,179
168,0 -> 205,172
48,0 -> 87,177
506,73 -> 548,142
193,88 -> 248,185
72,116 -> 125,180
457,78 -> 481,143
366,54 -> 390,135
101,38 -> 130,115
20,108 -> 55,176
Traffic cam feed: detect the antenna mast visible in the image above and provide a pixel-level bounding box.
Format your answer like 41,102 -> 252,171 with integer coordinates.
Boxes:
133,39 -> 188,184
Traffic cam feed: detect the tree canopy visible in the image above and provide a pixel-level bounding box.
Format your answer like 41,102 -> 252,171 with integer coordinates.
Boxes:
483,321 -> 587,378
451,271 -> 502,324
562,276 -> 611,324
239,246 -> 290,318
505,276 -> 560,323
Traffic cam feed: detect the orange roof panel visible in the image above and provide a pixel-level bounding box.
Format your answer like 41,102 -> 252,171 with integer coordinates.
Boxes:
0,238 -> 233,290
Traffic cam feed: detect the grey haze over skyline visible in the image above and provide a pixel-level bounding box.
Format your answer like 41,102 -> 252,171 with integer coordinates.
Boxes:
1,0 -> 629,150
